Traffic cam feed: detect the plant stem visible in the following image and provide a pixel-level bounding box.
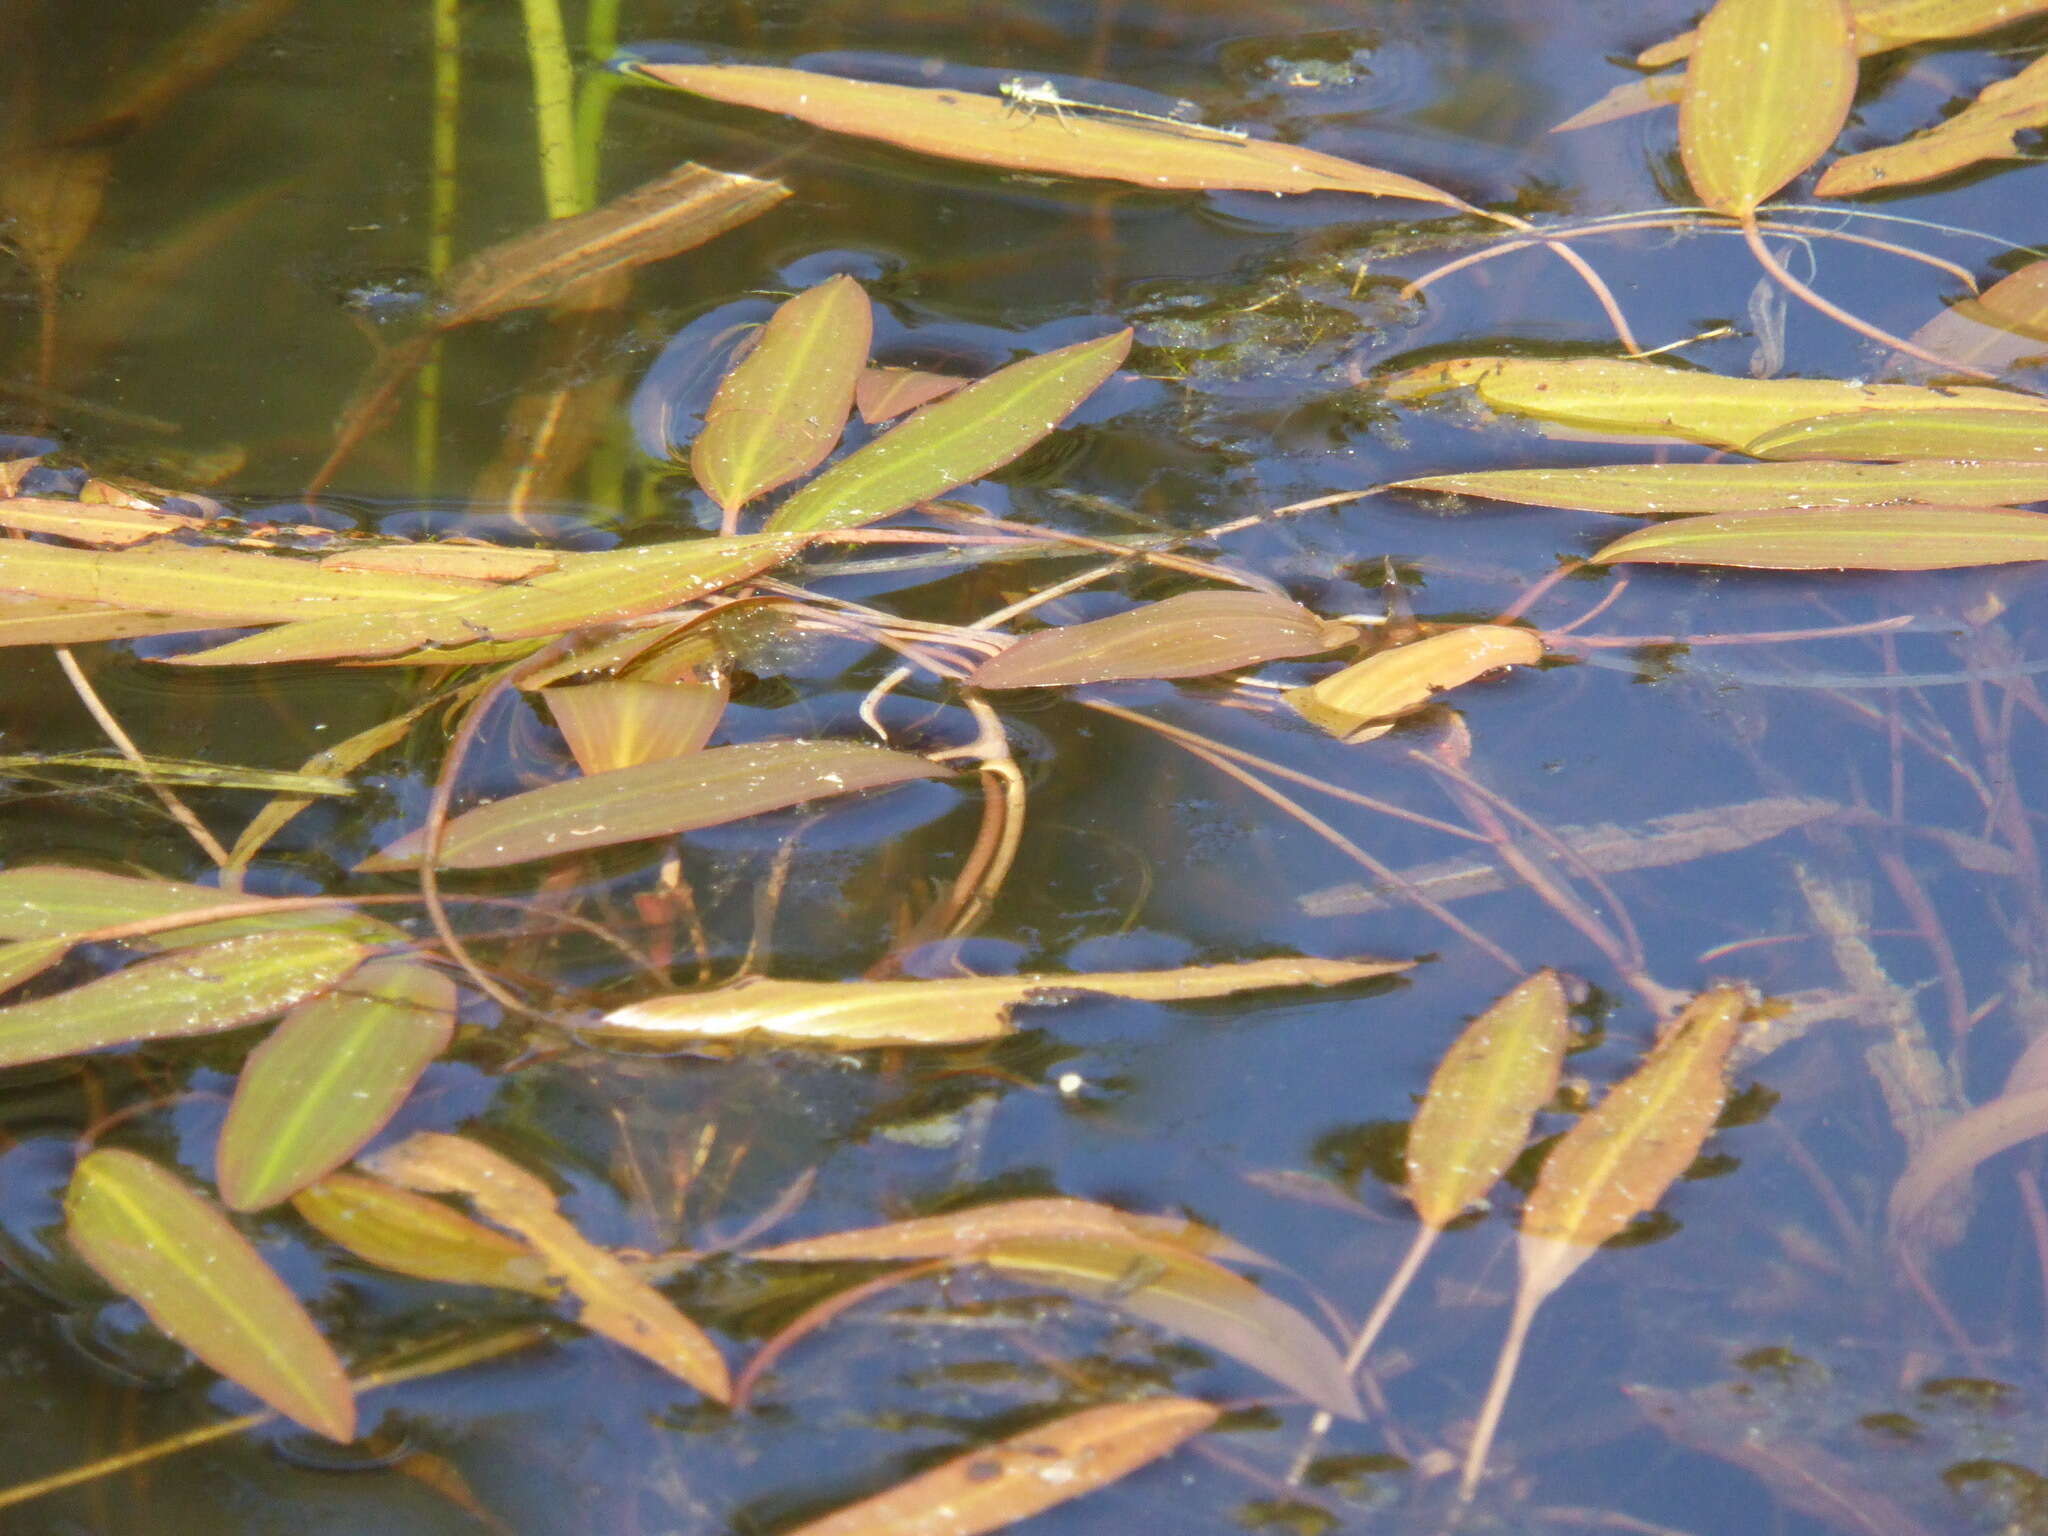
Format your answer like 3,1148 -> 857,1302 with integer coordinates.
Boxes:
415,0 -> 461,492
518,0 -> 582,220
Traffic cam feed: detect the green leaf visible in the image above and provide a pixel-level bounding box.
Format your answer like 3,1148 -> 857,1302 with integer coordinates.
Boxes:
765,330 -> 1133,533
0,496 -> 202,546
1745,408 -> 2048,461
1285,626 -> 1545,742
1679,0 -> 1856,217
0,593 -> 205,648
542,679 -> 726,774
1818,51 -> 2048,197
1394,460 -> 2048,514
1592,506 -> 2048,569
66,1148 -> 355,1441
292,1171 -> 557,1297
361,738 -> 951,871
968,590 -> 1357,689
855,365 -> 966,424
692,275 -> 872,514
0,864 -> 395,948
0,937 -> 67,994
0,929 -> 370,1070
216,960 -> 457,1212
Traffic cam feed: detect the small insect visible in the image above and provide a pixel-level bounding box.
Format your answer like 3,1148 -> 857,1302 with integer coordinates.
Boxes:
996,76 -> 1250,142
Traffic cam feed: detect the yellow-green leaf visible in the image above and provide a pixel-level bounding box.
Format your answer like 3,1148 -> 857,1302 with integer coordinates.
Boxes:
1818,52 -> 2048,196
0,929 -> 370,1071
856,366 -> 966,424
1642,0 -> 2048,66
1592,506 -> 2048,569
216,960 -> 456,1212
292,1172 -> 557,1297
1394,460 -> 2048,514
632,62 -> 1468,207
693,275 -> 872,514
783,1398 -> 1218,1536
767,330 -> 1133,533
752,1197 -> 1261,1267
0,864 -> 393,949
0,496 -> 202,547
0,937 -> 67,994
67,1148 -> 355,1441
596,955 -> 1412,1049
0,593 -> 205,648
362,738 -> 949,871
1285,626 -> 1544,742
1681,0 -> 1856,217
1907,259 -> 2048,376
1745,408 -> 2048,460
542,680 -> 726,774
969,590 -> 1357,689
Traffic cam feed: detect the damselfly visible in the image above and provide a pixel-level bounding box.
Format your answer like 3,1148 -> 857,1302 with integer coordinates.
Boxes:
997,77 -> 1249,143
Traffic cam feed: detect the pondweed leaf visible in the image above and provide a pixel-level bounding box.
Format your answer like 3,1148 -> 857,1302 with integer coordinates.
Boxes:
783,1398 -> 1218,1536
632,62 -> 1470,207
1679,0 -> 1856,218
292,1172 -> 557,1297
0,864 -> 393,948
1592,506 -> 2048,569
1640,0 -> 2048,66
692,274 -> 871,515
67,1149 -> 355,1442
1382,356 -> 2048,452
752,1197 -> 1264,1268
1285,626 -> 1544,742
542,679 -> 726,774
320,543 -> 565,583
216,960 -> 457,1212
1394,460 -> 2048,514
0,146 -> 111,292
1907,259 -> 2048,377
0,496 -> 203,546
0,929 -> 369,1071
766,330 -> 1133,533
1745,408 -> 2048,460
0,594 -> 204,648
1889,1029 -> 2048,1250
855,366 -> 967,424
970,590 -> 1356,689
363,739 -> 949,871
361,1132 -> 729,1401
0,937 -> 67,995
597,955 -> 1411,1048
1818,52 -> 2048,196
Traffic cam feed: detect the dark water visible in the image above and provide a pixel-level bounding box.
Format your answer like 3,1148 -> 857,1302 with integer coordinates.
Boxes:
2,0 -> 2047,1532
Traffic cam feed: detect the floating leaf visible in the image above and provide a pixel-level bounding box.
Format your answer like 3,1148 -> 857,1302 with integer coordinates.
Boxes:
0,594 -> 205,648
0,864 -> 392,949
171,534 -> 799,666
783,1398 -> 1218,1536
1285,626 -> 1544,742
1592,506 -> 2048,569
856,366 -> 967,424
0,929 -> 369,1070
632,62 -> 1469,208
1906,260 -> 2048,376
986,1237 -> 1362,1417
1382,356 -> 2048,452
542,679 -> 726,774
597,955 -> 1411,1048
766,330 -> 1133,533
320,544 -> 565,583
363,738 -> 948,871
1818,52 -> 2048,197
1393,460 -> 2048,514
360,1132 -> 729,1400
753,1197 -> 1260,1266
969,590 -> 1355,689
66,1149 -> 355,1441
1551,74 -> 1686,134
1680,0 -> 1856,218
692,275 -> 872,515
1745,407 -> 2048,460
0,937 -> 67,994
1640,0 -> 2048,66
0,496 -> 203,546
292,1172 -> 557,1297
216,960 -> 457,1212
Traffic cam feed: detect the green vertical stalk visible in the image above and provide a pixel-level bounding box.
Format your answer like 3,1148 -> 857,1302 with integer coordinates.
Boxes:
574,0 -> 623,205
414,0 -> 462,493
519,0 -> 582,220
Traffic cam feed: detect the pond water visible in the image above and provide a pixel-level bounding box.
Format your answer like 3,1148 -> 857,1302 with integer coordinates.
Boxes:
2,0 -> 2047,1532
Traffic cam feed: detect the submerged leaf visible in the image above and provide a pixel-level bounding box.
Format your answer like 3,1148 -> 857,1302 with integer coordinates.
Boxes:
783,1398 -> 1218,1536
217,961 -> 457,1211
632,63 -> 1469,207
362,739 -> 949,871
596,955 -> 1411,1048
0,864 -> 391,948
67,1149 -> 354,1441
1394,460 -> 2048,514
293,1172 -> 557,1297
1818,52 -> 2048,197
767,330 -> 1133,533
1679,0 -> 1856,217
969,590 -> 1356,689
1745,408 -> 2048,460
753,1198 -> 1261,1267
1907,259 -> 2048,377
1592,506 -> 2048,569
856,366 -> 967,424
0,147 -> 112,289
692,274 -> 872,514
1889,1029 -> 2048,1249
1285,626 -> 1544,742
542,680 -> 726,774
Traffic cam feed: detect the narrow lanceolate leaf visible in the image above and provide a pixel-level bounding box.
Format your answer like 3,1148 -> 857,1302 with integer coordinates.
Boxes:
361,739 -> 948,871
753,1198 -> 1259,1267
360,1133 -> 730,1401
1907,259 -> 2048,377
292,1172 -> 557,1297
543,680 -> 726,774
1641,0 -> 2048,67
216,961 -> 457,1212
66,1149 -> 355,1441
436,163 -> 791,326
0,147 -> 111,287
172,535 -> 800,666
632,63 -> 1469,208
692,275 -> 872,514
0,594 -> 205,648
1819,52 -> 2048,197
783,1399 -> 1219,1536
1679,0 -> 1856,216
986,1237 -> 1362,1417
1393,461 -> 2048,514
1408,972 -> 1571,1228
1519,987 -> 1744,1298
0,496 -> 203,547
1889,1086 -> 2048,1249
1746,408 -> 2048,461
1592,506 -> 2048,570
1285,627 -> 1544,743
968,591 -> 1356,689
0,937 -> 67,994
596,956 -> 1412,1049
1382,356 -> 2048,452
0,864 -> 393,948
766,330 -> 1133,533
0,930 -> 369,1071
856,366 -> 967,424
